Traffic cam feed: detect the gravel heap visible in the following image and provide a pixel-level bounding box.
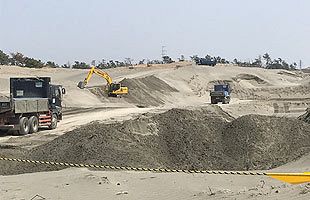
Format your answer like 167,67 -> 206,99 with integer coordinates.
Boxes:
222,115 -> 310,170
298,108 -> 310,124
1,108 -> 309,175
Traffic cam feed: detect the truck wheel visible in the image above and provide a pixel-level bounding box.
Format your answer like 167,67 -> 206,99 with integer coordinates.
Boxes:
29,116 -> 39,133
18,117 -> 30,135
211,98 -> 217,104
48,114 -> 58,130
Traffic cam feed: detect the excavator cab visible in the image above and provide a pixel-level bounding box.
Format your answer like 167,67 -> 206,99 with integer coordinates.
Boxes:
108,83 -> 128,97
110,83 -> 121,91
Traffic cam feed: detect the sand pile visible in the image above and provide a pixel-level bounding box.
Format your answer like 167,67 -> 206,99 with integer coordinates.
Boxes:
232,73 -> 270,85
1,107 -> 309,175
208,80 -> 310,100
298,108 -> 310,123
119,75 -> 178,107
223,115 -> 310,170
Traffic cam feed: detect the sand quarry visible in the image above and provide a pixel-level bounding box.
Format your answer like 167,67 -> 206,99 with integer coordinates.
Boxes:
0,63 -> 310,199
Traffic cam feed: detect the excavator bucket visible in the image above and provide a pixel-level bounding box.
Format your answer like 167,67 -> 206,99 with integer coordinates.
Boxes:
77,81 -> 85,89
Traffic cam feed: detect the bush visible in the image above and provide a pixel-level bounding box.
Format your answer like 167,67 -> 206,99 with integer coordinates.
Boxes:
0,50 -> 10,65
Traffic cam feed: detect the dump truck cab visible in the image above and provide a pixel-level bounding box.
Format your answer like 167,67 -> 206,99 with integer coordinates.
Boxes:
210,84 -> 231,104
49,84 -> 66,120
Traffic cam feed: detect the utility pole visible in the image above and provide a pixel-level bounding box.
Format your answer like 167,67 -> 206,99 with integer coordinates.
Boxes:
299,60 -> 302,70
161,46 -> 167,59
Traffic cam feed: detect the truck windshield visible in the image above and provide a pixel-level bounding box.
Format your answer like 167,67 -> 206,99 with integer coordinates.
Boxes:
214,85 -> 229,92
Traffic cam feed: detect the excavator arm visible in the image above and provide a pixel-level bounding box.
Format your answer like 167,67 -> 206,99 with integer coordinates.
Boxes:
77,66 -> 128,97
78,66 -> 113,88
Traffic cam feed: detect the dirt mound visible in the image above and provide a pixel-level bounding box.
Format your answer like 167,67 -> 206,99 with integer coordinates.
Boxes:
0,108 -> 230,175
222,115 -> 310,170
208,79 -> 310,100
233,73 -> 269,85
120,75 -> 178,107
1,108 -> 309,175
298,108 -> 310,123
29,109 -> 231,170
277,70 -> 304,78
207,80 -> 263,100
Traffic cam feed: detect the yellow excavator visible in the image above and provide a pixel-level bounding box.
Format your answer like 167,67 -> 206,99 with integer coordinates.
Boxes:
77,66 -> 128,97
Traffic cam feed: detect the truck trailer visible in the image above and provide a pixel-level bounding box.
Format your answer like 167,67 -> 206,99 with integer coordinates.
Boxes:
0,77 -> 65,135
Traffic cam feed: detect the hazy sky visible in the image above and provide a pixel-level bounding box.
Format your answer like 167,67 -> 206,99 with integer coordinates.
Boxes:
0,0 -> 309,66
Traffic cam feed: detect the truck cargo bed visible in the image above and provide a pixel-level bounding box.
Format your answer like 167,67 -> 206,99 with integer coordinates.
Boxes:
13,98 -> 49,113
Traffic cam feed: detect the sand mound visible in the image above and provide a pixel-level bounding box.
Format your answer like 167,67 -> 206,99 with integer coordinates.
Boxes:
120,75 -> 178,107
298,108 -> 310,123
208,80 -> 310,100
28,108 -> 233,172
222,115 -> 310,170
277,70 -> 304,78
207,80 -> 261,100
233,73 -> 269,85
1,108 -> 309,175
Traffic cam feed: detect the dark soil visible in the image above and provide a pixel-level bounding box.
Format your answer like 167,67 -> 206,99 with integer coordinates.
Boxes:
222,115 -> 310,170
0,108 -> 309,175
298,108 -> 310,124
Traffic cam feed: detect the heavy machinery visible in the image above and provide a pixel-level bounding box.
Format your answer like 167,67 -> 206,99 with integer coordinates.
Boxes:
195,58 -> 216,66
210,84 -> 231,104
0,77 -> 65,135
78,66 -> 128,97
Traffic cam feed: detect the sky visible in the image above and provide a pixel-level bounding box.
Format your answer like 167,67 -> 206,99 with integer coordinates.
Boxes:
0,0 -> 309,66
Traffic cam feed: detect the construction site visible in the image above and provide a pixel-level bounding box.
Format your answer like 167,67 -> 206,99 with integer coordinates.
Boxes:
0,62 -> 309,199
1,1 -> 310,199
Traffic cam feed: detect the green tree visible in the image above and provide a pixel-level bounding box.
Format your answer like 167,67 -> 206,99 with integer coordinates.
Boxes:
233,58 -> 239,65
10,52 -> 25,66
72,61 -> 89,69
139,59 -> 145,64
97,59 -> 107,69
178,55 -> 185,62
263,53 -> 271,66
0,50 -> 10,65
290,62 -> 297,70
252,56 -> 263,67
162,55 -> 174,64
61,63 -> 70,68
45,61 -> 58,68
24,57 -> 44,68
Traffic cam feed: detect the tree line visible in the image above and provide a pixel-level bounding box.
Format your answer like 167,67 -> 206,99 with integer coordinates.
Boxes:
0,49 -> 299,70
191,53 -> 298,70
233,53 -> 297,70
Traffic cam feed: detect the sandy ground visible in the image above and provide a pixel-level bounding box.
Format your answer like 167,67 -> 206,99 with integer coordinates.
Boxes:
0,63 -> 310,199
0,156 -> 309,200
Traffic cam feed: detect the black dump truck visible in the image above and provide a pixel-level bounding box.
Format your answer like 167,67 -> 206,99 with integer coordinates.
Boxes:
195,58 -> 217,66
210,84 -> 231,104
0,77 -> 65,135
